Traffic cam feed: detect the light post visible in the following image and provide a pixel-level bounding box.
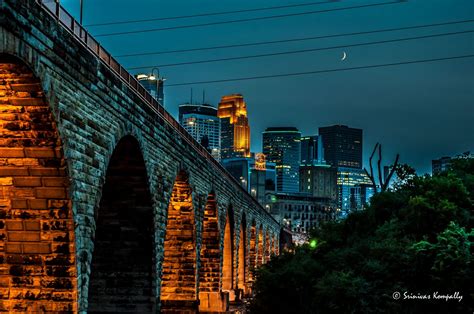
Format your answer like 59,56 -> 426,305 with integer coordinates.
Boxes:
79,0 -> 83,24
150,67 -> 166,107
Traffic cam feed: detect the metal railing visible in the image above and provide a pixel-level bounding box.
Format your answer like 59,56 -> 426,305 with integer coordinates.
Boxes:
34,0 -> 278,223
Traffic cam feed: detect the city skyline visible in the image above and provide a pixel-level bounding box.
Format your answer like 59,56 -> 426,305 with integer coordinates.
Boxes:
60,0 -> 473,175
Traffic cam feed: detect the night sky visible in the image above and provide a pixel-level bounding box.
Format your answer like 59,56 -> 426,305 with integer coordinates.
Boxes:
61,0 -> 474,174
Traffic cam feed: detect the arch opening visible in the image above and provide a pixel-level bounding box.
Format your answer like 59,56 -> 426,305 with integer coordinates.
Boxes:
88,136 -> 156,313
222,206 -> 234,292
237,214 -> 246,291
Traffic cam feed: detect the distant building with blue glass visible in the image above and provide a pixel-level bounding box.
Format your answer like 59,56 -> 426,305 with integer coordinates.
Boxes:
262,127 -> 301,193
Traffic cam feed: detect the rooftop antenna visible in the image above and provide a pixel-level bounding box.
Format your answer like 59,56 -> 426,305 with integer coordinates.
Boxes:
190,88 -> 193,104
202,90 -> 206,104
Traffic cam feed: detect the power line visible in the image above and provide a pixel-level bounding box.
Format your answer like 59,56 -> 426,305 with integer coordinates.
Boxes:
86,0 -> 332,27
127,30 -> 473,70
165,54 -> 474,87
116,19 -> 474,58
94,1 -> 403,37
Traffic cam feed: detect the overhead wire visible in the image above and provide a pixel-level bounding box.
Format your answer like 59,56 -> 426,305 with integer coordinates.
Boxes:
116,19 -> 474,58
164,54 -> 474,87
127,30 -> 474,69
86,0 -> 332,27
94,1 -> 403,37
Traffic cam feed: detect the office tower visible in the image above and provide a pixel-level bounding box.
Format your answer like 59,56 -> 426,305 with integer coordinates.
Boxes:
299,164 -> 337,200
318,125 -> 362,169
337,167 -> 373,214
222,154 -> 276,206
262,127 -> 301,193
300,135 -> 324,165
217,94 -> 250,159
265,192 -> 336,245
179,103 -> 221,160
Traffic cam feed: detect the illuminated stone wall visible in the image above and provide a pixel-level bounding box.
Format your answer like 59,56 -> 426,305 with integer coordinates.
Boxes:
0,56 -> 77,312
0,0 -> 281,312
161,171 -> 197,306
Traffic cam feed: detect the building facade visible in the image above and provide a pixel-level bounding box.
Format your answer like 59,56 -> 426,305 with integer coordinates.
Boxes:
217,94 -> 251,159
337,167 -> 374,215
299,164 -> 337,200
300,135 -> 324,165
266,192 -> 337,244
262,127 -> 301,193
318,125 -> 362,169
222,155 -> 276,206
179,103 -> 221,160
432,151 -> 473,175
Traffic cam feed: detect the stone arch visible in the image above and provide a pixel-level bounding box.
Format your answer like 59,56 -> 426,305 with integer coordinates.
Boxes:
248,219 -> 257,283
237,212 -> 247,292
88,135 -> 156,313
265,229 -> 271,263
198,191 -> 224,312
160,170 -> 197,310
0,54 -> 77,312
257,225 -> 264,266
222,205 -> 234,292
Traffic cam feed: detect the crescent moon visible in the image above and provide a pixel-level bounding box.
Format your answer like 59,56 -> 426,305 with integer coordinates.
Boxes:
341,51 -> 347,61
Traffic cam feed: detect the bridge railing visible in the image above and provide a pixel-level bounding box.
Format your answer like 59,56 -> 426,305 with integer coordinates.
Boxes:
34,0 -> 278,224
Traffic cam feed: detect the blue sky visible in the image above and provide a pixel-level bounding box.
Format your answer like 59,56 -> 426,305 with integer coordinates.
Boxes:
60,0 -> 474,174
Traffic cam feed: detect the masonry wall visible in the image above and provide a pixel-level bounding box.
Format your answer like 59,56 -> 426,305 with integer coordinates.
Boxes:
0,0 -> 281,312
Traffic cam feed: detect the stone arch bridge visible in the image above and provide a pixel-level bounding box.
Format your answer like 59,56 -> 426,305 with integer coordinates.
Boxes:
0,0 -> 281,312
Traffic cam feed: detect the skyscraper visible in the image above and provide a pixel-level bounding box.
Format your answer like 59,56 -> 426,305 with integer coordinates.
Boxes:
179,103 -> 221,160
262,127 -> 301,193
217,94 -> 250,159
318,125 -> 362,169
136,73 -> 165,105
222,154 -> 276,206
300,135 -> 324,165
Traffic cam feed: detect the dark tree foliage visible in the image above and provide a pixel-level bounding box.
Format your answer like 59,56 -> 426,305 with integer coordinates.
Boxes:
249,159 -> 474,314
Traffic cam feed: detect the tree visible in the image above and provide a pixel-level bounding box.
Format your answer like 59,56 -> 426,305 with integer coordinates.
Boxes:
249,159 -> 474,313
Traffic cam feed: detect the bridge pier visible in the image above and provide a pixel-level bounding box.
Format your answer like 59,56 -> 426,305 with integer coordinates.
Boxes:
198,291 -> 229,312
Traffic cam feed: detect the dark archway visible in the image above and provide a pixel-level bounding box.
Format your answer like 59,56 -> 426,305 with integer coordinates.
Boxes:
0,54 -> 77,312
88,136 -> 155,313
222,206 -> 234,292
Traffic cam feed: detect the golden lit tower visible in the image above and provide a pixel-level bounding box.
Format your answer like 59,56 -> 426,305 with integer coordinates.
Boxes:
218,94 -> 251,159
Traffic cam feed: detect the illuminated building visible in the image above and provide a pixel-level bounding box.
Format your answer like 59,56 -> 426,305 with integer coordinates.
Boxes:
300,135 -> 324,165
179,103 -> 221,160
265,192 -> 336,245
299,164 -> 337,200
262,127 -> 301,193
222,155 -> 276,206
217,94 -> 251,159
337,167 -> 373,215
135,73 -> 165,105
318,125 -> 362,168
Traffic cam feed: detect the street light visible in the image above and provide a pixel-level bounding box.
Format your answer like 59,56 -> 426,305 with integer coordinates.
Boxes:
150,67 -> 166,107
